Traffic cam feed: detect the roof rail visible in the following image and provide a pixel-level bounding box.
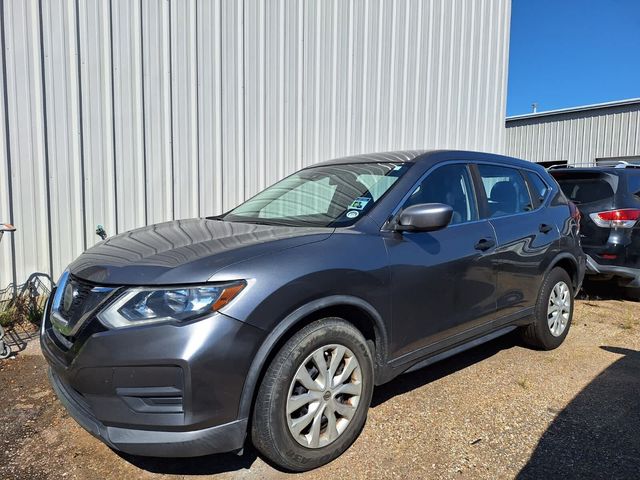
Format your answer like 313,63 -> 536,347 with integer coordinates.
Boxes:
546,164 -> 572,170
614,161 -> 640,169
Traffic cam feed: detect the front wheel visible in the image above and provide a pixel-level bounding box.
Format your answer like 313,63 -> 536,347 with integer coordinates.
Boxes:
521,267 -> 574,350
251,318 -> 374,472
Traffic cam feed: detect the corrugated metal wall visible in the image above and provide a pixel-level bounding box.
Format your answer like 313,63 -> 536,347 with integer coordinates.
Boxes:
506,101 -> 640,166
0,0 -> 511,287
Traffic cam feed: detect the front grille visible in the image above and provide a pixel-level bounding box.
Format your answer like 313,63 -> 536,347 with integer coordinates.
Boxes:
62,277 -> 115,327
57,277 -> 97,323
49,273 -> 117,348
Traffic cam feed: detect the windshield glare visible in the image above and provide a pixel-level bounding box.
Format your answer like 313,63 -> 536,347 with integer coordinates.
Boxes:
223,162 -> 411,227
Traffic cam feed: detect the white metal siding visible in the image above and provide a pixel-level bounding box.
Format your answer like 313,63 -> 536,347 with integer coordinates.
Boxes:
1,0 -> 511,287
506,102 -> 640,166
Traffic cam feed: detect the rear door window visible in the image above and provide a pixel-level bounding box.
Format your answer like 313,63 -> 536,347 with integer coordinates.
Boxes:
552,172 -> 616,205
477,164 -> 533,218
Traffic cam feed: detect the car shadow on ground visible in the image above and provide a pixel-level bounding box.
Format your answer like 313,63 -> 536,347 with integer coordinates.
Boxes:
371,330 -> 523,407
518,346 -> 640,479
2,322 -> 39,357
116,444 -> 259,476
578,280 -> 638,302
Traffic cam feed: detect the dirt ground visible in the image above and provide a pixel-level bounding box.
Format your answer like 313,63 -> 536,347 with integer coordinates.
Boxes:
1,295 -> 639,480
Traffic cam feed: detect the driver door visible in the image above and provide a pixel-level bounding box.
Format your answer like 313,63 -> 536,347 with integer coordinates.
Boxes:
384,163 -> 498,361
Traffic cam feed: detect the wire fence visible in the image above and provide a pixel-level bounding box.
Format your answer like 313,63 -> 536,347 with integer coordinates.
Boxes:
0,273 -> 53,356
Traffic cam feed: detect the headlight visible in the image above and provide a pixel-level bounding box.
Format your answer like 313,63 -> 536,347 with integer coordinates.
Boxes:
97,281 -> 246,329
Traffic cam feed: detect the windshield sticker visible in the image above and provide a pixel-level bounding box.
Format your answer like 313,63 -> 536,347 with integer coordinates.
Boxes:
346,210 -> 360,219
349,197 -> 371,210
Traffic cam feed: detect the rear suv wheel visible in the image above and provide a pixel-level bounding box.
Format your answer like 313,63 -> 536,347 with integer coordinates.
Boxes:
521,267 -> 574,350
251,318 -> 374,471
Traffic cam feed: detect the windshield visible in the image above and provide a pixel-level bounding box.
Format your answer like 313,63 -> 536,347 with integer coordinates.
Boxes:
223,162 -> 411,227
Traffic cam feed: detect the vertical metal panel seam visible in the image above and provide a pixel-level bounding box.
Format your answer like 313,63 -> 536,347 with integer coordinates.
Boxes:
0,0 -> 18,290
194,0 -> 200,216
107,0 -> 119,232
373,0 -> 383,151
138,0 -> 148,225
239,0 -> 245,200
399,0 -> 410,148
277,0 -> 284,177
386,0 -> 397,149
73,0 -> 88,249
36,0 -> 53,279
345,0 -> 354,153
329,0 -> 337,156
359,0 -> 369,152
295,0 -> 303,170
217,0 -> 224,205
168,0 -> 175,220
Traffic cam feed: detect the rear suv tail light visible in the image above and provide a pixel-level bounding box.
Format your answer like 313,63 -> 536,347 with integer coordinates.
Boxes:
589,208 -> 640,228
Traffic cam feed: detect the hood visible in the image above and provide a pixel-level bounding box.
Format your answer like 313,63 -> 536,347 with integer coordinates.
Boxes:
69,218 -> 333,285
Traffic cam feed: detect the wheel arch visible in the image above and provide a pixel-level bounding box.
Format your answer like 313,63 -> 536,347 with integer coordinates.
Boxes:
237,295 -> 389,421
546,253 -> 580,291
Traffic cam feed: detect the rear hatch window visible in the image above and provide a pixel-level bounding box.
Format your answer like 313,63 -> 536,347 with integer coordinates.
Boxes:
551,171 -> 619,246
552,172 -> 617,205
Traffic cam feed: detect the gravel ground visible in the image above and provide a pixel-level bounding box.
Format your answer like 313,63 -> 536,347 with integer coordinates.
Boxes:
1,296 -> 638,480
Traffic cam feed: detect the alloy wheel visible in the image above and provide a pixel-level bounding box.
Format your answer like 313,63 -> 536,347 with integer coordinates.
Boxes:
547,281 -> 571,337
286,344 -> 363,448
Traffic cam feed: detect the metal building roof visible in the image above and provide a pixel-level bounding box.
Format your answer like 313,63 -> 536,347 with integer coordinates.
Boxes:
506,98 -> 640,122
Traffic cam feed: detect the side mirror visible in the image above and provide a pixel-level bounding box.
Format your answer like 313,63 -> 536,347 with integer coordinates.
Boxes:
395,203 -> 453,232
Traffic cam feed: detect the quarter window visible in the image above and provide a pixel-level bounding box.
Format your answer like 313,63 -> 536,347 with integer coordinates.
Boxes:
477,165 -> 533,218
403,164 -> 477,225
526,171 -> 550,206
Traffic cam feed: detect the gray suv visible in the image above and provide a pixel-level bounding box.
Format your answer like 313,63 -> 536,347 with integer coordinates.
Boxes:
42,150 -> 585,471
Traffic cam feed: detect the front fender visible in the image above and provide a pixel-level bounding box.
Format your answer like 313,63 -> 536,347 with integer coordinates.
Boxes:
234,294 -> 389,420
210,232 -> 392,419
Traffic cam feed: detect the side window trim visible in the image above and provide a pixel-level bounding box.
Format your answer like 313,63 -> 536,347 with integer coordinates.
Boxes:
469,163 -> 491,219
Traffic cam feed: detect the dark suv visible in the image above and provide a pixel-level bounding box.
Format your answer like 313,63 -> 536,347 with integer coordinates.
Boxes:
550,165 -> 640,299
42,150 -> 585,471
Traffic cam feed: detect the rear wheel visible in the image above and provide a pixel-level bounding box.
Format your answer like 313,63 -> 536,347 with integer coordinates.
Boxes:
521,267 -> 574,350
251,318 -> 374,472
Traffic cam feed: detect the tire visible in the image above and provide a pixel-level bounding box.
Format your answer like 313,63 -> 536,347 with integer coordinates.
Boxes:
0,342 -> 10,359
251,318 -> 374,472
521,267 -> 574,350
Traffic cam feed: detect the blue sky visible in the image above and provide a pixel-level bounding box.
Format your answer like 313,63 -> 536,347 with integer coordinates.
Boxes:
507,0 -> 640,116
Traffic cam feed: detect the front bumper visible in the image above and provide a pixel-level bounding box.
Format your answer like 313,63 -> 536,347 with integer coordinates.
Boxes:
585,254 -> 640,287
49,368 -> 248,457
41,297 -> 265,457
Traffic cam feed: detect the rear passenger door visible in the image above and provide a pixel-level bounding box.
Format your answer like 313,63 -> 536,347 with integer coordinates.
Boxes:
473,164 -> 559,319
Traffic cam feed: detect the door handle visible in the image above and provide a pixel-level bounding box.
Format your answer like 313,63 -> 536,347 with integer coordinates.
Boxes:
474,238 -> 495,251
539,223 -> 553,234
